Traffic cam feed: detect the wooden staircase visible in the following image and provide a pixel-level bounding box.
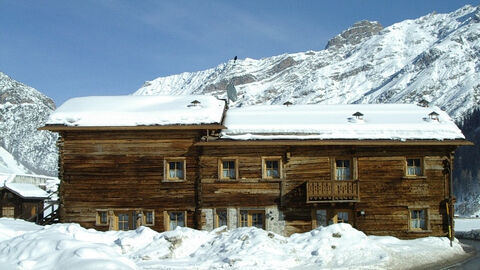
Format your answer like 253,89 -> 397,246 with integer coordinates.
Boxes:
29,192 -> 60,225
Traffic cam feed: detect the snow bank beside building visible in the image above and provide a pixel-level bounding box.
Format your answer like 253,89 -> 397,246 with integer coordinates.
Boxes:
0,219 -> 465,270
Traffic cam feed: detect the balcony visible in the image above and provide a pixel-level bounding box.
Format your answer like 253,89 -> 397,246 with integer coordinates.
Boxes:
306,180 -> 360,203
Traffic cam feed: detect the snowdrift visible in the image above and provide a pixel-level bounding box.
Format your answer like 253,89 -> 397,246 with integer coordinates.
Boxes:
0,218 -> 465,270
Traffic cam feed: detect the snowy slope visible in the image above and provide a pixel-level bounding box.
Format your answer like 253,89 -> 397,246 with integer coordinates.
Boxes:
135,5 -> 480,121
0,146 -> 29,174
0,72 -> 58,176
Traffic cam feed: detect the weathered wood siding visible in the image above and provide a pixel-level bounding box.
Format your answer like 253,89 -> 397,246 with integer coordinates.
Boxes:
0,190 -> 43,220
58,128 -> 456,238
59,130 -> 202,231
199,145 -> 454,238
199,146 -> 282,208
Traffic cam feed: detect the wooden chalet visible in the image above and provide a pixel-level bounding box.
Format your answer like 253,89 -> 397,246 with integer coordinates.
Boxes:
0,174 -> 51,220
41,95 -> 471,239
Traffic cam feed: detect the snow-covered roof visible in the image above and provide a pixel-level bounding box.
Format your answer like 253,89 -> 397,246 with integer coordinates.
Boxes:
46,95 -> 226,127
44,95 -> 464,141
3,183 -> 49,199
220,104 -> 465,141
0,173 -> 58,199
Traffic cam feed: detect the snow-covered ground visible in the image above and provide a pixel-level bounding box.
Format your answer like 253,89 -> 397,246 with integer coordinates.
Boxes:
0,218 -> 465,270
455,218 -> 480,232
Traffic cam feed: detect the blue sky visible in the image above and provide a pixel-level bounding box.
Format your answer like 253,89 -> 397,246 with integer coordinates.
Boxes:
1,0 -> 478,105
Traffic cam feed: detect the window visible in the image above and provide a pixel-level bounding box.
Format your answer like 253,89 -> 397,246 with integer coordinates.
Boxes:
167,211 -> 186,230
262,157 -> 282,179
96,210 -> 108,226
118,213 -> 130,231
114,211 -> 139,231
165,159 -> 186,181
219,159 -> 238,180
2,206 -> 14,218
336,211 -> 349,223
313,209 -> 353,229
315,209 -> 327,227
144,210 -> 155,226
239,210 -> 264,229
410,209 -> 428,230
406,158 -> 422,176
216,209 -> 228,227
335,159 -> 351,180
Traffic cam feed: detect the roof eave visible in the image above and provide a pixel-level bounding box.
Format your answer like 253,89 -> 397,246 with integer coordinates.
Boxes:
39,124 -> 226,132
195,139 -> 473,146
2,187 -> 48,200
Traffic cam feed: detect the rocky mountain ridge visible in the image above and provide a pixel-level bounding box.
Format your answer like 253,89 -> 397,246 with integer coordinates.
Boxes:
136,5 -> 480,121
0,72 -> 57,176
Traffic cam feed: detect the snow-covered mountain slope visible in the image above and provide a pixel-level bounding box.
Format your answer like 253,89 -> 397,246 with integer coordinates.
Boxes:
136,5 -> 480,121
0,146 -> 29,174
0,72 -> 58,176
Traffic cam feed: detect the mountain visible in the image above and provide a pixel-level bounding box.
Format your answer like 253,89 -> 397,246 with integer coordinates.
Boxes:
0,72 -> 58,176
136,5 -> 480,120
134,5 -> 480,215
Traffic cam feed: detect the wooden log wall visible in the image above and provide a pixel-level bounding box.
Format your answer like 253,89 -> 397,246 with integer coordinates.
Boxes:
199,144 -> 455,238
58,127 -> 457,239
0,190 -> 42,220
199,146 -> 283,208
59,130 -> 202,231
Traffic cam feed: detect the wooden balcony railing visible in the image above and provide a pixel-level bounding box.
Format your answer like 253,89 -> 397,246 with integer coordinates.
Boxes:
306,180 -> 359,203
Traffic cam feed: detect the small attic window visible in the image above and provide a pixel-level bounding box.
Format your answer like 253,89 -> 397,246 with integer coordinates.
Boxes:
352,112 -> 364,120
428,111 -> 439,121
283,101 -> 293,106
187,100 -> 201,107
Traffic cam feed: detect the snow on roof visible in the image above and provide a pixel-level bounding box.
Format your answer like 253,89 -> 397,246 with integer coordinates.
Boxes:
0,173 -> 57,199
46,95 -> 226,127
3,183 -> 49,199
221,104 -> 465,141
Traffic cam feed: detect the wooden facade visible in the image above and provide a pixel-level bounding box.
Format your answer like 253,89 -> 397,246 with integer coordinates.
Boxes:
0,188 -> 44,220
44,124 -> 470,239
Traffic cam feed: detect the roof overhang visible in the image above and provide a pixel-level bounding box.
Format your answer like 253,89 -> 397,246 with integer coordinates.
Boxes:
0,186 -> 48,200
195,139 -> 473,146
39,124 -> 226,132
